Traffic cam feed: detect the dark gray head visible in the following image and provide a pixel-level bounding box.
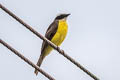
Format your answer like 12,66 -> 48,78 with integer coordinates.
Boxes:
55,13 -> 70,20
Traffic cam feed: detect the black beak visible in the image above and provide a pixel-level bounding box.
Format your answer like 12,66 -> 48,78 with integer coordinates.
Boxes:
66,14 -> 70,17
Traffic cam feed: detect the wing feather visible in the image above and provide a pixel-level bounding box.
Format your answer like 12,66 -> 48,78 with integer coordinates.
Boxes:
41,20 -> 58,54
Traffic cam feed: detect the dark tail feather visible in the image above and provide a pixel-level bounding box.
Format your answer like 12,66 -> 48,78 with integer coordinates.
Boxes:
34,55 -> 44,75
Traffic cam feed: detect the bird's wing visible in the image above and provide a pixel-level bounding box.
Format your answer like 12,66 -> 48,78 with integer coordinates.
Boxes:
41,20 -> 58,54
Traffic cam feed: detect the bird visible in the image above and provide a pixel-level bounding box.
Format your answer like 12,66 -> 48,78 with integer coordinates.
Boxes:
34,13 -> 70,75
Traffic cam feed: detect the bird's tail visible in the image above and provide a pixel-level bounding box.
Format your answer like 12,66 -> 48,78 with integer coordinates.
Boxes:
34,54 -> 44,75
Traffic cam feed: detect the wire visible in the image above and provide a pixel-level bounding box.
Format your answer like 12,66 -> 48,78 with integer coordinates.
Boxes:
0,39 -> 55,80
0,4 -> 99,80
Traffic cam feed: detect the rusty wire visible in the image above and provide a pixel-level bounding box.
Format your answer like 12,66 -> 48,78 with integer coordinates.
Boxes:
0,39 -> 55,80
0,4 -> 99,80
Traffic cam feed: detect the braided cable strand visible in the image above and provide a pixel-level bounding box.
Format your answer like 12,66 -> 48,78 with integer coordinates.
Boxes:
57,47 -> 99,80
0,4 -> 99,80
0,39 -> 55,80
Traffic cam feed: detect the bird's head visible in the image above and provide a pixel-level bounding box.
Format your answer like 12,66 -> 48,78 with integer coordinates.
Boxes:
55,13 -> 70,20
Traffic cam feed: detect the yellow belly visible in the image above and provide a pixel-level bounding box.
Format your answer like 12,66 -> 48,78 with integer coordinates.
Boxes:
44,20 -> 68,56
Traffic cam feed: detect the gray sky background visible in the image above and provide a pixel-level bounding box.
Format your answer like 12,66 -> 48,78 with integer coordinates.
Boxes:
0,0 -> 120,80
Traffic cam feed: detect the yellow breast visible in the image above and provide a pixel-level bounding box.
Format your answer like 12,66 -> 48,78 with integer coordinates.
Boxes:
51,20 -> 68,46
43,20 -> 68,56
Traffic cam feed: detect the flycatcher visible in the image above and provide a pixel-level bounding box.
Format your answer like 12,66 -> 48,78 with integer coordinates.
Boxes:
34,13 -> 70,75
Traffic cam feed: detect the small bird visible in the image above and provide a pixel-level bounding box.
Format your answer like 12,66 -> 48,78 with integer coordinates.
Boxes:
34,13 -> 70,75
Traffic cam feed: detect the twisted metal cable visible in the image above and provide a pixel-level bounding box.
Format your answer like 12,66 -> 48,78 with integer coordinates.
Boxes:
0,4 -> 99,80
0,39 -> 55,80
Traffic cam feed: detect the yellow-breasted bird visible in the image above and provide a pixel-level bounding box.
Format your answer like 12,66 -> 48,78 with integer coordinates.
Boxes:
34,13 -> 70,75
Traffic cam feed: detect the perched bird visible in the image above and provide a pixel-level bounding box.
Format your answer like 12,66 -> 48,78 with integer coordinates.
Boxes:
34,13 -> 70,75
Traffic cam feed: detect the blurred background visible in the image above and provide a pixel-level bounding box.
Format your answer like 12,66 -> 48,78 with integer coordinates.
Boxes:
0,0 -> 120,80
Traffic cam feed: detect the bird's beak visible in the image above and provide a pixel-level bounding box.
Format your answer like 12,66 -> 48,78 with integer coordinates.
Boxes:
66,14 -> 71,17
